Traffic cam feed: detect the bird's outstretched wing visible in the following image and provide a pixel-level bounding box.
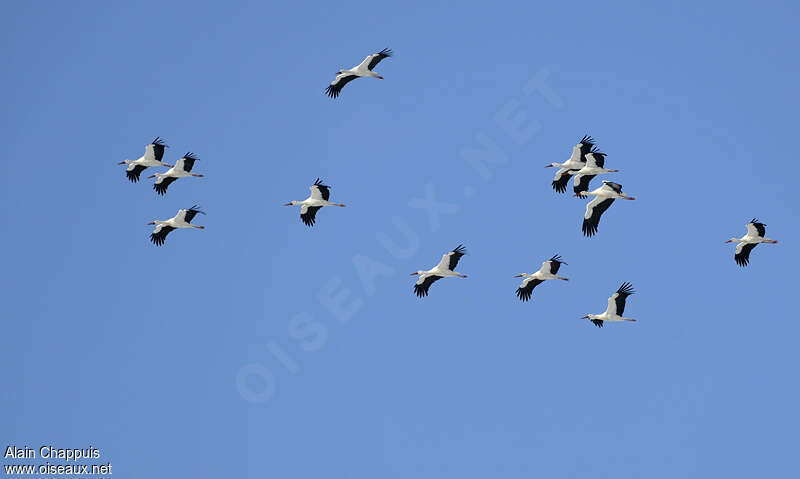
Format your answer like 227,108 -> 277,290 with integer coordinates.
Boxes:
436,244 -> 467,271
310,178 -> 331,201
363,48 -> 392,70
516,277 -> 544,302
300,205 -> 322,227
746,219 -> 766,238
552,168 -> 575,193
608,282 -> 635,316
150,225 -> 175,246
182,205 -> 205,224
546,254 -> 566,274
179,152 -> 199,173
153,176 -> 177,196
582,197 -> 615,237
126,164 -> 147,182
325,74 -> 359,98
573,174 -> 596,196
735,242 -> 757,266
414,275 -> 442,298
145,137 -> 167,163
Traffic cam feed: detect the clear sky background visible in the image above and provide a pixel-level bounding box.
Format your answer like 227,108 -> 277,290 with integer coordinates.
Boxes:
1,1 -> 798,477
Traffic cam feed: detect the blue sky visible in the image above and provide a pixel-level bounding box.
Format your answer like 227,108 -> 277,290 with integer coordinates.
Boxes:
1,1 -> 797,477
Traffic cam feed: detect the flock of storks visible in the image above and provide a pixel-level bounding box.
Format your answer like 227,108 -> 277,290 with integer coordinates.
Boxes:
118,48 -> 778,327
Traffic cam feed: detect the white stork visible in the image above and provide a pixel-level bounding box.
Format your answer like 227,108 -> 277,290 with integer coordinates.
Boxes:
576,180 -> 635,237
572,148 -> 618,196
149,152 -> 203,195
514,254 -> 569,302
582,282 -> 636,328
148,205 -> 205,246
410,245 -> 468,297
546,135 -> 595,193
118,137 -> 171,182
726,218 -> 778,266
283,178 -> 345,226
325,48 -> 392,99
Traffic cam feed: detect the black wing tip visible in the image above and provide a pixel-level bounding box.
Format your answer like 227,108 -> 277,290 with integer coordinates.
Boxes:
734,252 -> 750,266
151,137 -> 168,147
183,151 -> 200,161
749,218 -> 766,226
588,148 -> 606,159
580,135 -> 595,145
126,172 -> 140,182
414,285 -> 428,298
325,85 -> 340,98
452,244 -> 467,255
591,319 -> 604,328
153,184 -> 168,195
549,254 -> 566,264
516,288 -> 531,302
187,205 -> 206,214
617,282 -> 635,295
582,220 -> 598,237
313,178 -> 329,187
149,234 -> 165,246
378,48 -> 393,57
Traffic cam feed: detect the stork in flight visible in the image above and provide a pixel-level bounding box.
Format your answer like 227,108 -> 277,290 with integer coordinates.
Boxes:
283,178 -> 345,226
514,254 -> 569,302
546,135 -> 595,193
576,180 -> 635,237
150,152 -> 203,195
325,48 -> 393,99
726,218 -> 778,266
411,245 -> 468,297
582,282 -> 636,328
118,137 -> 171,182
572,148 -> 618,196
148,205 -> 205,246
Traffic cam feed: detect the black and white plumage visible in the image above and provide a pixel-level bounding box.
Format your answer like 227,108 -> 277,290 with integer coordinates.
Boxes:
410,245 -> 468,297
572,148 -> 618,196
577,180 -> 635,237
546,136 -> 596,193
325,48 -> 392,99
726,218 -> 778,266
150,152 -> 203,195
582,282 -> 636,328
118,137 -> 170,182
283,178 -> 345,226
514,254 -> 569,302
148,205 -> 206,246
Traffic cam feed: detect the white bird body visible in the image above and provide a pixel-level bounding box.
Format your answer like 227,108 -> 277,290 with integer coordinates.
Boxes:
411,245 -> 468,297
148,206 -> 206,246
572,150 -> 618,196
547,136 -> 595,193
119,137 -> 170,182
514,255 -> 568,302
578,180 -> 635,237
582,282 -> 636,328
150,152 -> 203,195
574,151 -> 617,177
284,178 -> 345,226
325,48 -> 392,98
726,219 -> 778,266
